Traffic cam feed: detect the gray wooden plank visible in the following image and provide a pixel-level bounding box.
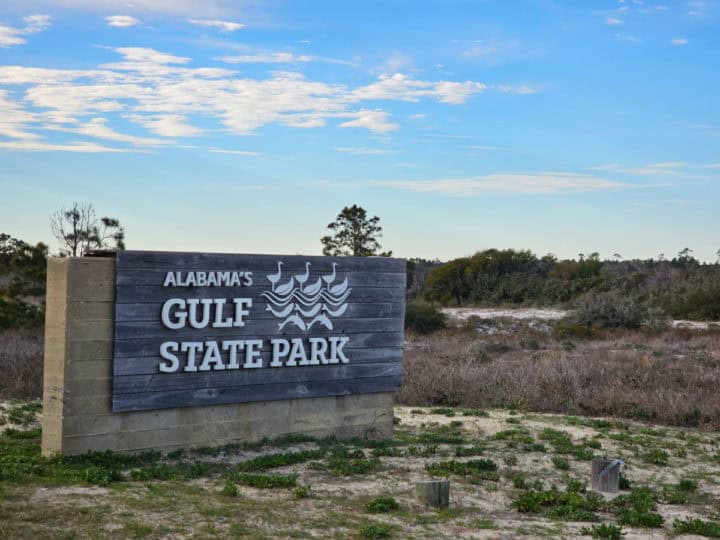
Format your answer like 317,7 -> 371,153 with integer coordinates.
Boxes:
114,346 -> 403,376
115,284 -> 405,304
113,363 -> 402,394
114,317 -> 404,340
115,301 -> 403,322
117,269 -> 406,287
112,375 -> 402,412
118,251 -> 406,273
114,331 -> 404,358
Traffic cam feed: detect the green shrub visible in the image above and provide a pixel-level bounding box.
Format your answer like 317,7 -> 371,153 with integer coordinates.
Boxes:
359,522 -> 393,539
552,456 -> 570,470
293,485 -> 311,499
574,292 -> 645,329
366,496 -> 399,513
405,302 -> 447,334
221,480 -> 239,497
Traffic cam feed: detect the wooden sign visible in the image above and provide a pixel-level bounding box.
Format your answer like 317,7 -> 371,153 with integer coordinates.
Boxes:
112,251 -> 405,412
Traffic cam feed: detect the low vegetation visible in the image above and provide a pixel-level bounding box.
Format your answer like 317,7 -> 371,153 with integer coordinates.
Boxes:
3,403 -> 720,538
421,247 -> 720,322
400,321 -> 720,430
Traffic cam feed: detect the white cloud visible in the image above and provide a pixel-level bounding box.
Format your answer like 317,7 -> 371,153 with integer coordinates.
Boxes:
377,172 -> 627,195
106,15 -> 141,27
0,47 -> 505,148
188,18 -> 245,32
336,146 -> 394,155
44,117 -> 167,145
588,161 -> 709,178
377,53 -> 411,74
0,14 -> 51,47
339,110 -> 398,133
112,47 -> 190,65
351,73 -> 486,104
671,38 -> 688,45
24,15 -> 51,33
127,114 -> 202,137
15,1 -> 229,17
607,17 -> 624,24
497,84 -> 540,95
0,140 -> 125,152
209,148 -> 262,156
217,53 -> 312,63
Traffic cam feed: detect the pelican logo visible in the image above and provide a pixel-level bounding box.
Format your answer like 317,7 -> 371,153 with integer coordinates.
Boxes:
261,262 -> 351,331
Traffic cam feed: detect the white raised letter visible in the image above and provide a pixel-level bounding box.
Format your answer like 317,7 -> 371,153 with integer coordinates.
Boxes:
181,341 -> 204,372
270,339 -> 290,367
287,338 -> 307,367
212,298 -> 233,328
308,337 -> 328,365
187,298 -> 212,329
159,341 -> 180,373
329,336 -> 350,364
244,339 -> 263,368
222,340 -> 245,370
161,298 -> 186,330
232,298 -> 252,327
199,341 -> 225,371
163,272 -> 177,287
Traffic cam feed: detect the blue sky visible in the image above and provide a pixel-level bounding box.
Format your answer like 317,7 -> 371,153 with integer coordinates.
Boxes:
0,0 -> 718,261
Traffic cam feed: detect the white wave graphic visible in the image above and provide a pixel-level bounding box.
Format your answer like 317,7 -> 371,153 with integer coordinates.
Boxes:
262,261 -> 351,331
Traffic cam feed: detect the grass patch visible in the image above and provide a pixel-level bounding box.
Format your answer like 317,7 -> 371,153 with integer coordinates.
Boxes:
426,458 -> 498,481
612,487 -> 664,528
581,524 -> 624,539
513,480 -> 603,522
233,449 -> 325,473
328,447 -> 381,476
232,472 -> 297,489
416,423 -> 465,445
366,496 -> 399,513
454,445 -> 484,457
673,517 -> 720,537
552,456 -> 570,470
359,522 -> 393,539
6,400 -> 41,426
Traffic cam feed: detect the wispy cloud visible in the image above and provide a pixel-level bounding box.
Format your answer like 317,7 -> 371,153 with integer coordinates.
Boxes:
0,140 -> 125,152
497,84 -> 540,95
336,146 -> 395,155
209,148 -> 262,156
607,17 -> 624,24
105,15 -> 140,27
188,19 -> 245,32
339,110 -> 398,133
671,38 -> 688,45
217,53 -> 312,64
0,45 -> 515,150
589,161 -> 715,177
0,14 -> 51,47
376,172 -> 627,195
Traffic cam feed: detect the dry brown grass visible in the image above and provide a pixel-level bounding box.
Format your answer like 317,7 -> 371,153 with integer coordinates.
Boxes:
399,323 -> 720,429
0,327 -> 43,399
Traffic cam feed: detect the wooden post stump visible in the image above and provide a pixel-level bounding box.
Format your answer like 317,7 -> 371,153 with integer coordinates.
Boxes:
415,480 -> 450,508
591,459 -> 622,493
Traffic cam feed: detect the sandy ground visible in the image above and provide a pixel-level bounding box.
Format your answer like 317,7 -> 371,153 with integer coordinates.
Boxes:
443,307 -> 570,321
4,404 -> 720,538
443,306 -> 720,331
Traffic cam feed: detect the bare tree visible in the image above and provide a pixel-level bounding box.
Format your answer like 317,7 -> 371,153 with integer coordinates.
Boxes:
50,202 -> 125,256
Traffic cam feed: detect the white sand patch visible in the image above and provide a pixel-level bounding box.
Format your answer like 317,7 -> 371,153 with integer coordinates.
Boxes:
443,307 -> 571,321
